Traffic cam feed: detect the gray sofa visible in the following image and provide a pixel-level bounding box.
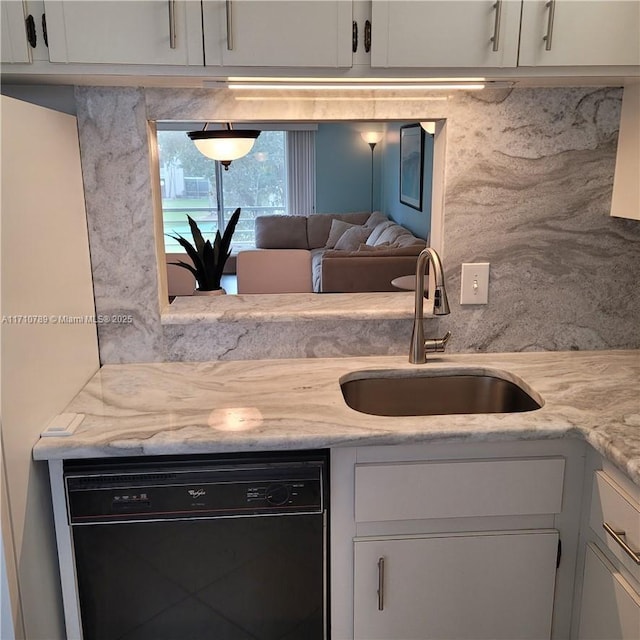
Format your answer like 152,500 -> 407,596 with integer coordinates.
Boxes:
252,212 -> 426,293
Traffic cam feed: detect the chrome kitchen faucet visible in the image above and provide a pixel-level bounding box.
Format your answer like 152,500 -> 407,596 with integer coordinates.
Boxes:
409,247 -> 451,364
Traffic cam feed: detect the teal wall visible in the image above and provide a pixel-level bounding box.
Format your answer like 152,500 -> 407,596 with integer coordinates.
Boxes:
380,122 -> 433,241
315,123 -> 381,213
314,121 -> 433,241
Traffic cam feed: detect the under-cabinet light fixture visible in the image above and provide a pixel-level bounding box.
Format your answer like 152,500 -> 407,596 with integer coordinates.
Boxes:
232,95 -> 450,102
227,82 -> 487,91
203,77 -> 495,91
187,122 -> 260,170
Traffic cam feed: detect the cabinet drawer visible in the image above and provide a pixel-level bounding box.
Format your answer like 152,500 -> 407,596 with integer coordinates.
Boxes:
355,458 -> 565,522
590,471 -> 640,582
579,543 -> 640,640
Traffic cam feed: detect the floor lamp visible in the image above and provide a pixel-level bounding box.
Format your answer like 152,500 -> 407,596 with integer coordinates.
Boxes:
361,131 -> 383,212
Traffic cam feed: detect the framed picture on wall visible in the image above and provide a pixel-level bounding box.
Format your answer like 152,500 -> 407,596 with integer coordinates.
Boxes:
399,123 -> 425,211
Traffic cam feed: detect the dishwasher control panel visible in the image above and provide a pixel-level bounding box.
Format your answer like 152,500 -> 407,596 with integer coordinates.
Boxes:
65,457 -> 326,524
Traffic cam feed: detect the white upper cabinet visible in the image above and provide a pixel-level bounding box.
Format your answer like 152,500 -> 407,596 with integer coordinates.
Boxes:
1,1 -> 32,63
6,0 -> 638,73
611,84 -> 640,221
370,0 -> 522,68
202,0 -> 353,67
519,0 -> 640,67
43,0 -> 204,65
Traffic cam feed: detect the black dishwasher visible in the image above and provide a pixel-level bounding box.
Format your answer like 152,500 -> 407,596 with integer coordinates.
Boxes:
64,450 -> 328,640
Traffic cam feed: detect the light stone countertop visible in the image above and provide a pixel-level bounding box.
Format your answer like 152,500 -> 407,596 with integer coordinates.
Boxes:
162,292 -> 418,323
33,351 -> 640,484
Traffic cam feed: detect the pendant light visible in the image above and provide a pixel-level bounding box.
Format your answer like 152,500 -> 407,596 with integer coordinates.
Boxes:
187,123 -> 260,170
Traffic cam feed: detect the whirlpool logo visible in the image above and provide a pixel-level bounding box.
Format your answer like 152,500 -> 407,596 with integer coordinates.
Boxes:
188,488 -> 206,499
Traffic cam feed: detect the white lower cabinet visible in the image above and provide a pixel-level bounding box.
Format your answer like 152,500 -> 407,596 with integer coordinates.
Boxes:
578,543 -> 640,640
354,530 -> 559,640
589,470 -> 640,583
574,460 -> 640,640
330,442 -> 581,640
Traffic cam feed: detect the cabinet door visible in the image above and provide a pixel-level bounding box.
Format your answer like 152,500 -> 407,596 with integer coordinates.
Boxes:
1,1 -> 31,63
354,531 -> 559,640
43,0 -> 203,65
611,84 -> 640,221
202,0 -> 352,67
370,0 -> 521,68
519,0 -> 640,67
579,543 -> 640,640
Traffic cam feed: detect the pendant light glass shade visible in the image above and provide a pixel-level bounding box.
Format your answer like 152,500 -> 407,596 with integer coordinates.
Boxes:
187,127 -> 260,169
420,121 -> 436,135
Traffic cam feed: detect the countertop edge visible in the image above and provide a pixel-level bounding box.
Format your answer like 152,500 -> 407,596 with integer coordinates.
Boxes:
31,351 -> 640,486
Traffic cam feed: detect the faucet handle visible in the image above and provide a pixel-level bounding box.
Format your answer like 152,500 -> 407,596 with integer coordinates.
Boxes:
424,331 -> 452,353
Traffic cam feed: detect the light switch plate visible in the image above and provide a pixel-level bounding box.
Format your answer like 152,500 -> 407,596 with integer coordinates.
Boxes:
460,263 -> 490,304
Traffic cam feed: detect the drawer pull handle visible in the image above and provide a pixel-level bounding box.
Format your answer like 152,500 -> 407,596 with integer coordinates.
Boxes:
377,556 -> 385,611
226,0 -> 234,50
167,0 -> 177,49
603,522 -> 640,565
543,0 -> 556,51
490,1 -> 502,52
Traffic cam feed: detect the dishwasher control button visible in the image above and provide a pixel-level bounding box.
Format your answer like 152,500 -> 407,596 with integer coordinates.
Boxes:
265,484 -> 290,506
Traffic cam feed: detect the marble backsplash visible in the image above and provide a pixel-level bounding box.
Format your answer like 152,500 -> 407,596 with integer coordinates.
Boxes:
74,86 -> 640,363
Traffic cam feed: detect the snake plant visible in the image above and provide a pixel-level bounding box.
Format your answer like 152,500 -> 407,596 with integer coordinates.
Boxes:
169,207 -> 241,292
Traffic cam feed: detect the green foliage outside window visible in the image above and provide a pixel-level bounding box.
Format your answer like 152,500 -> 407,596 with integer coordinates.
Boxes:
158,129 -> 287,252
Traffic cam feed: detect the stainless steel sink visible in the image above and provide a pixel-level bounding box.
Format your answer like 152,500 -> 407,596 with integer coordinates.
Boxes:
340,370 -> 543,417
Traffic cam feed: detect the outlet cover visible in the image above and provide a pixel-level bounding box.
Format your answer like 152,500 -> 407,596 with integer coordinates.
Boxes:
460,263 -> 490,304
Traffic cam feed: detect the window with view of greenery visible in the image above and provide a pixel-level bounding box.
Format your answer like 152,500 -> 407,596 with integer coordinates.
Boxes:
158,129 -> 287,253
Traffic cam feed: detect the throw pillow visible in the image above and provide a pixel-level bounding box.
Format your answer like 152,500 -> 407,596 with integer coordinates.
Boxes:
333,225 -> 371,251
364,211 -> 389,228
375,223 -> 414,246
325,219 -> 355,248
255,215 -> 308,249
365,220 -> 394,246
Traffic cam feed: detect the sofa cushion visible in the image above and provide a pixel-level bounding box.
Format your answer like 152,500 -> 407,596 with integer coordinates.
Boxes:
323,244 -> 424,259
366,220 -> 395,245
255,215 -> 308,249
236,249 -> 312,293
356,242 -> 391,251
333,225 -> 371,251
325,219 -> 357,248
307,212 -> 371,249
310,248 -> 325,292
320,251 -> 424,293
